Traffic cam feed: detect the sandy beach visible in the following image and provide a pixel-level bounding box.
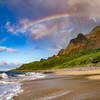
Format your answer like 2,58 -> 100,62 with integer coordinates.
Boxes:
14,67 -> 100,100
55,67 -> 100,80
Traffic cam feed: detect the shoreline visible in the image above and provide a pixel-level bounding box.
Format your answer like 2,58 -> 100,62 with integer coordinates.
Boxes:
10,66 -> 100,72
14,71 -> 100,100
12,66 -> 100,100
9,66 -> 100,81
11,66 -> 100,73
10,66 -> 100,80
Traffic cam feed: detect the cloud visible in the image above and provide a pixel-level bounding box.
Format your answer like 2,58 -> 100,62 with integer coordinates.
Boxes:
67,0 -> 100,15
29,23 -> 59,40
32,45 -> 41,50
89,17 -> 97,23
5,15 -> 100,50
5,19 -> 29,34
0,46 -> 17,53
19,18 -> 31,26
1,0 -> 100,18
0,61 -> 8,66
5,21 -> 17,34
5,19 -> 33,34
40,0 -> 100,16
48,48 -> 61,53
4,0 -> 100,41
0,61 -> 21,66
30,24 -> 49,39
5,17 -> 70,40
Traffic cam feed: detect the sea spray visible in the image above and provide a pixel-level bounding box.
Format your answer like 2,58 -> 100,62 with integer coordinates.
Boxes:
0,72 -> 46,100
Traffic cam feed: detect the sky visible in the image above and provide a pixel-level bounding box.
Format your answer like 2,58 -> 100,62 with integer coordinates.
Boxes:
1,0 -> 100,71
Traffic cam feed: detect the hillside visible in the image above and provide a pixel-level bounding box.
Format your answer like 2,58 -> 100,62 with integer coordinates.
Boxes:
13,25 -> 100,71
58,25 -> 100,55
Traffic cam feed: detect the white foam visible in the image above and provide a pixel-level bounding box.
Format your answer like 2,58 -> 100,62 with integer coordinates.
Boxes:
0,73 -> 8,79
0,82 -> 23,100
0,72 -> 46,100
0,80 -> 9,84
17,72 -> 46,81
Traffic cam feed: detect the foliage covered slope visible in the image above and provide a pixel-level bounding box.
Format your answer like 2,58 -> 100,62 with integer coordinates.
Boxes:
14,25 -> 100,71
15,48 -> 100,71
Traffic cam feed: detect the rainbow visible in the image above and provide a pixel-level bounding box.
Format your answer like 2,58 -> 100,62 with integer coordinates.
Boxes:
16,13 -> 71,33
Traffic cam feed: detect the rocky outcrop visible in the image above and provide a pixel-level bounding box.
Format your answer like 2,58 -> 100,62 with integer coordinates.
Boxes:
58,25 -> 100,55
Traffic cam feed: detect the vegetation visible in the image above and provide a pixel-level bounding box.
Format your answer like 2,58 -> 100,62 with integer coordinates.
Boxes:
13,25 -> 100,71
14,48 -> 100,71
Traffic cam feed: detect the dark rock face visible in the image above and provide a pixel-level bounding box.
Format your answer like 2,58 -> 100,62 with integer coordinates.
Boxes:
58,33 -> 88,55
90,25 -> 100,34
70,33 -> 88,45
40,58 -> 46,61
87,25 -> 100,49
58,49 -> 65,56
58,25 -> 100,55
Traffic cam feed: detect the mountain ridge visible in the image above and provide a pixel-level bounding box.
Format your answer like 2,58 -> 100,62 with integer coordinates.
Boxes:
12,25 -> 100,71
58,25 -> 100,55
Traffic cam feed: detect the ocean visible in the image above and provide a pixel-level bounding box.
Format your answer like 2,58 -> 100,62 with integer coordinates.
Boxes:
0,71 -> 46,100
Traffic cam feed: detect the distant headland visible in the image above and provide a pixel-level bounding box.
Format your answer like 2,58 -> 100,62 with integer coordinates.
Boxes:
12,25 -> 100,71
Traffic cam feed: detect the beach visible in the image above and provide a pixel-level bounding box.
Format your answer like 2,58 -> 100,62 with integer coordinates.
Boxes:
14,67 -> 100,100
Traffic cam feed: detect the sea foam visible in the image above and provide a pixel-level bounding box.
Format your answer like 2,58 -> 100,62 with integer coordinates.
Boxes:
0,72 -> 46,100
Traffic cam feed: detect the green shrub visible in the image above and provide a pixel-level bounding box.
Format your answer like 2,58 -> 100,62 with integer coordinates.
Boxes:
16,48 -> 100,70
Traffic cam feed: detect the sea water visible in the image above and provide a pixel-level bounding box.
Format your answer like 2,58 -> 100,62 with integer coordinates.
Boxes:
0,71 -> 46,100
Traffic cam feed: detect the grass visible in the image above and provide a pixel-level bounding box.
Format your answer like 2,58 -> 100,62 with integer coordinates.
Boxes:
15,48 -> 100,71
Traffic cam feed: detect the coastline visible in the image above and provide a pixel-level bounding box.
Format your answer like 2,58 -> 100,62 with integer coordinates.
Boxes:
10,66 -> 100,72
13,66 -> 100,100
14,73 -> 100,100
11,66 -> 100,75
11,66 -> 100,80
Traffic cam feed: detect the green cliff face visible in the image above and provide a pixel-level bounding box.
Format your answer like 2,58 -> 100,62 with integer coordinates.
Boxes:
14,25 -> 100,71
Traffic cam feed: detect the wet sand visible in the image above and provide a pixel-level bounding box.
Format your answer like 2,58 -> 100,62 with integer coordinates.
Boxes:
14,74 -> 100,100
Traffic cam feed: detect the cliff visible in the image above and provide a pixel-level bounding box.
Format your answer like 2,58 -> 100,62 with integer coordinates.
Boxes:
58,25 -> 100,55
13,25 -> 100,71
